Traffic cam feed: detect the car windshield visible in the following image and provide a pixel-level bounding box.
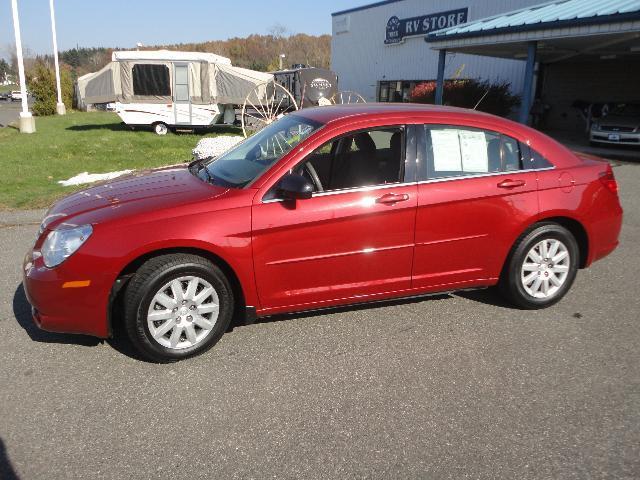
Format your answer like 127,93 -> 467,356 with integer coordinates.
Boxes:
198,115 -> 322,188
609,104 -> 640,117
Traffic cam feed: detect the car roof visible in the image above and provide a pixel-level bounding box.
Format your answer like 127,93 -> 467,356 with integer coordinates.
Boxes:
295,103 -> 500,125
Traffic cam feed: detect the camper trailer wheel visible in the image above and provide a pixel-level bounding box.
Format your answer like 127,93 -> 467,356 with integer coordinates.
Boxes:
154,123 -> 169,136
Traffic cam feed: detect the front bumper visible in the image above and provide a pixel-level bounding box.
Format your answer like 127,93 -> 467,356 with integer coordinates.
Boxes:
590,130 -> 640,146
22,251 -> 111,338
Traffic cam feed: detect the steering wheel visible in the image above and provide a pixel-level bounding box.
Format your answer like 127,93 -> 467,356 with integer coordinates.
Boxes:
297,162 -> 323,192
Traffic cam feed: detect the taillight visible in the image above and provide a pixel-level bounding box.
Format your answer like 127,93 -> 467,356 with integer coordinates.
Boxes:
599,165 -> 618,194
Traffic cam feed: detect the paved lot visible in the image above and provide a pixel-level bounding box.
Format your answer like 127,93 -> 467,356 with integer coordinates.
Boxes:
0,163 -> 638,479
0,99 -> 28,128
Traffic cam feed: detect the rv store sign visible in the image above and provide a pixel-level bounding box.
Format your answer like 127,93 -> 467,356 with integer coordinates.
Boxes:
385,8 -> 468,45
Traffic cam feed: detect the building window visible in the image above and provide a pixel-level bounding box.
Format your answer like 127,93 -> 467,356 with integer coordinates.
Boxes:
378,80 -> 434,103
132,64 -> 171,96
379,83 -> 389,102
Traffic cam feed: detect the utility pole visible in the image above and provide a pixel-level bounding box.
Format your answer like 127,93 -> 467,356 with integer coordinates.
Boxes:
49,0 -> 65,115
10,0 -> 35,133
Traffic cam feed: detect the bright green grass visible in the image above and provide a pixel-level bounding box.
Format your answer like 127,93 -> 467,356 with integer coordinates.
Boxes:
0,111 -> 240,209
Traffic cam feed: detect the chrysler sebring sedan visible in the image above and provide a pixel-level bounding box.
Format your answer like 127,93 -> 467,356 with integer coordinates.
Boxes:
23,104 -> 623,362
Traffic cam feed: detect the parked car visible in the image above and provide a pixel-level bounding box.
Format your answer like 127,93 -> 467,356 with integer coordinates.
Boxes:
0,92 -> 10,101
590,102 -> 640,146
10,90 -> 23,101
23,104 -> 623,362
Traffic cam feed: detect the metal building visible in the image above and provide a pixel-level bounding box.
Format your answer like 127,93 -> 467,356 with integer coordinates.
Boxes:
331,0 -> 543,104
426,0 -> 640,131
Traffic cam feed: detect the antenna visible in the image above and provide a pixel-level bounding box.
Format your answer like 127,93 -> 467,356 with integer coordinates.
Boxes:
474,88 -> 490,110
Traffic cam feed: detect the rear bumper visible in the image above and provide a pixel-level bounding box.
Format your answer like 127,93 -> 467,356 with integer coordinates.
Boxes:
586,201 -> 623,266
22,252 -> 111,338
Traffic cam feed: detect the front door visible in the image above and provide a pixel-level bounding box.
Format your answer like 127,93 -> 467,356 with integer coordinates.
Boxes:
173,63 -> 191,125
252,126 -> 417,313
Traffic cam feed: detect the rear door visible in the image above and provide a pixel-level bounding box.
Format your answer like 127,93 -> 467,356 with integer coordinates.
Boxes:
412,124 -> 539,289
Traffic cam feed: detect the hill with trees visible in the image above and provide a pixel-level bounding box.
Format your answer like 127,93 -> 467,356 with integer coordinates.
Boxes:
163,31 -> 331,72
54,29 -> 330,76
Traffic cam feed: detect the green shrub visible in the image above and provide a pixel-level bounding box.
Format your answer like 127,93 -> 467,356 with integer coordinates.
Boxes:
410,79 -> 521,117
27,61 -> 73,116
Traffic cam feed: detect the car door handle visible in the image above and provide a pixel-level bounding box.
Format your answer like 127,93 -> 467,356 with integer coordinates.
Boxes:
497,179 -> 526,189
376,193 -> 410,205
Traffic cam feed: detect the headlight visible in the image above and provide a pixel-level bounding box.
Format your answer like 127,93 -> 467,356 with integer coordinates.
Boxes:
41,224 -> 93,268
592,122 -> 600,131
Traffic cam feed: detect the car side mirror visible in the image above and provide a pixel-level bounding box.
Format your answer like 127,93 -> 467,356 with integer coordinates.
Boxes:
278,173 -> 314,200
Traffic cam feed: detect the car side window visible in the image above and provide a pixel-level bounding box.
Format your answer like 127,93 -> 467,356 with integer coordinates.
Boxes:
502,136 -> 521,171
521,144 -> 554,170
420,126 -> 539,180
291,127 -> 405,194
422,126 -> 502,180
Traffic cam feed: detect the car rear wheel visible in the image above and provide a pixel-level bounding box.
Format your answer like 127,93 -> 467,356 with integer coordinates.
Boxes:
500,223 -> 579,309
124,254 -> 233,362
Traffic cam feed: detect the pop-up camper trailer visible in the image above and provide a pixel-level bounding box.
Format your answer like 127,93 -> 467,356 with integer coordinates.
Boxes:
77,50 -> 272,134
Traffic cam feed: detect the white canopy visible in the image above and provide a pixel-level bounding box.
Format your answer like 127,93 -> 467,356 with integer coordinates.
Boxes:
77,50 -> 273,106
211,64 -> 272,105
77,62 -> 121,105
112,49 -> 232,65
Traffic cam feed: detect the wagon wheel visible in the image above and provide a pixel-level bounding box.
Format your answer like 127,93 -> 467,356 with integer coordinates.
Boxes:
261,130 -> 294,158
330,90 -> 367,105
242,81 -> 298,138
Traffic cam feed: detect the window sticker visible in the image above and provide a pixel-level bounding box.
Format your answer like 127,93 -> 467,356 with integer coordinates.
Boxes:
459,130 -> 489,172
431,129 -> 462,171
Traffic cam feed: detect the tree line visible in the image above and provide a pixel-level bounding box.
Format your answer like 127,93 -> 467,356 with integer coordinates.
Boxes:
163,30 -> 331,72
2,28 -> 331,80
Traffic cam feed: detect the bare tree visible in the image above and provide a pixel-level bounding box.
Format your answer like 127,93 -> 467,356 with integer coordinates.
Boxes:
2,43 -> 18,76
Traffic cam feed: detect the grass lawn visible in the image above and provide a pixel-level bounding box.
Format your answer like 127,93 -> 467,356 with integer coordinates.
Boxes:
0,111 -> 241,210
0,84 -> 18,94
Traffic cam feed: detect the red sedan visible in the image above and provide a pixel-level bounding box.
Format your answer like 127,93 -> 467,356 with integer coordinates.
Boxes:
23,104 -> 622,362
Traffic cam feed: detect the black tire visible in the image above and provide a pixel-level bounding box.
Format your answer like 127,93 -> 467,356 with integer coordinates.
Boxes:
499,223 -> 579,309
153,122 -> 169,135
124,254 -> 234,362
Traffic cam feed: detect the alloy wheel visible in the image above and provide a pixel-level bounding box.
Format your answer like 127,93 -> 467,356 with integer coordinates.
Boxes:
146,276 -> 219,349
520,239 -> 571,299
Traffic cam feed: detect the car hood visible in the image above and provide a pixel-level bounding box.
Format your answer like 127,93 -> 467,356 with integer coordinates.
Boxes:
599,115 -> 640,128
41,165 -> 229,230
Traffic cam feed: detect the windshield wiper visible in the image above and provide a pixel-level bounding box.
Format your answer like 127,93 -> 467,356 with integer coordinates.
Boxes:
188,156 -> 208,169
188,158 -> 214,184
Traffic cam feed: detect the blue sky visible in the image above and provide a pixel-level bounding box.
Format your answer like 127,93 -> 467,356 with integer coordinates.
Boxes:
1,0 -> 363,59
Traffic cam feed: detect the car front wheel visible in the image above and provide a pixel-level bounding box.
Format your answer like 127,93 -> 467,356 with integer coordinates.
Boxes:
500,223 -> 579,309
124,254 -> 234,362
